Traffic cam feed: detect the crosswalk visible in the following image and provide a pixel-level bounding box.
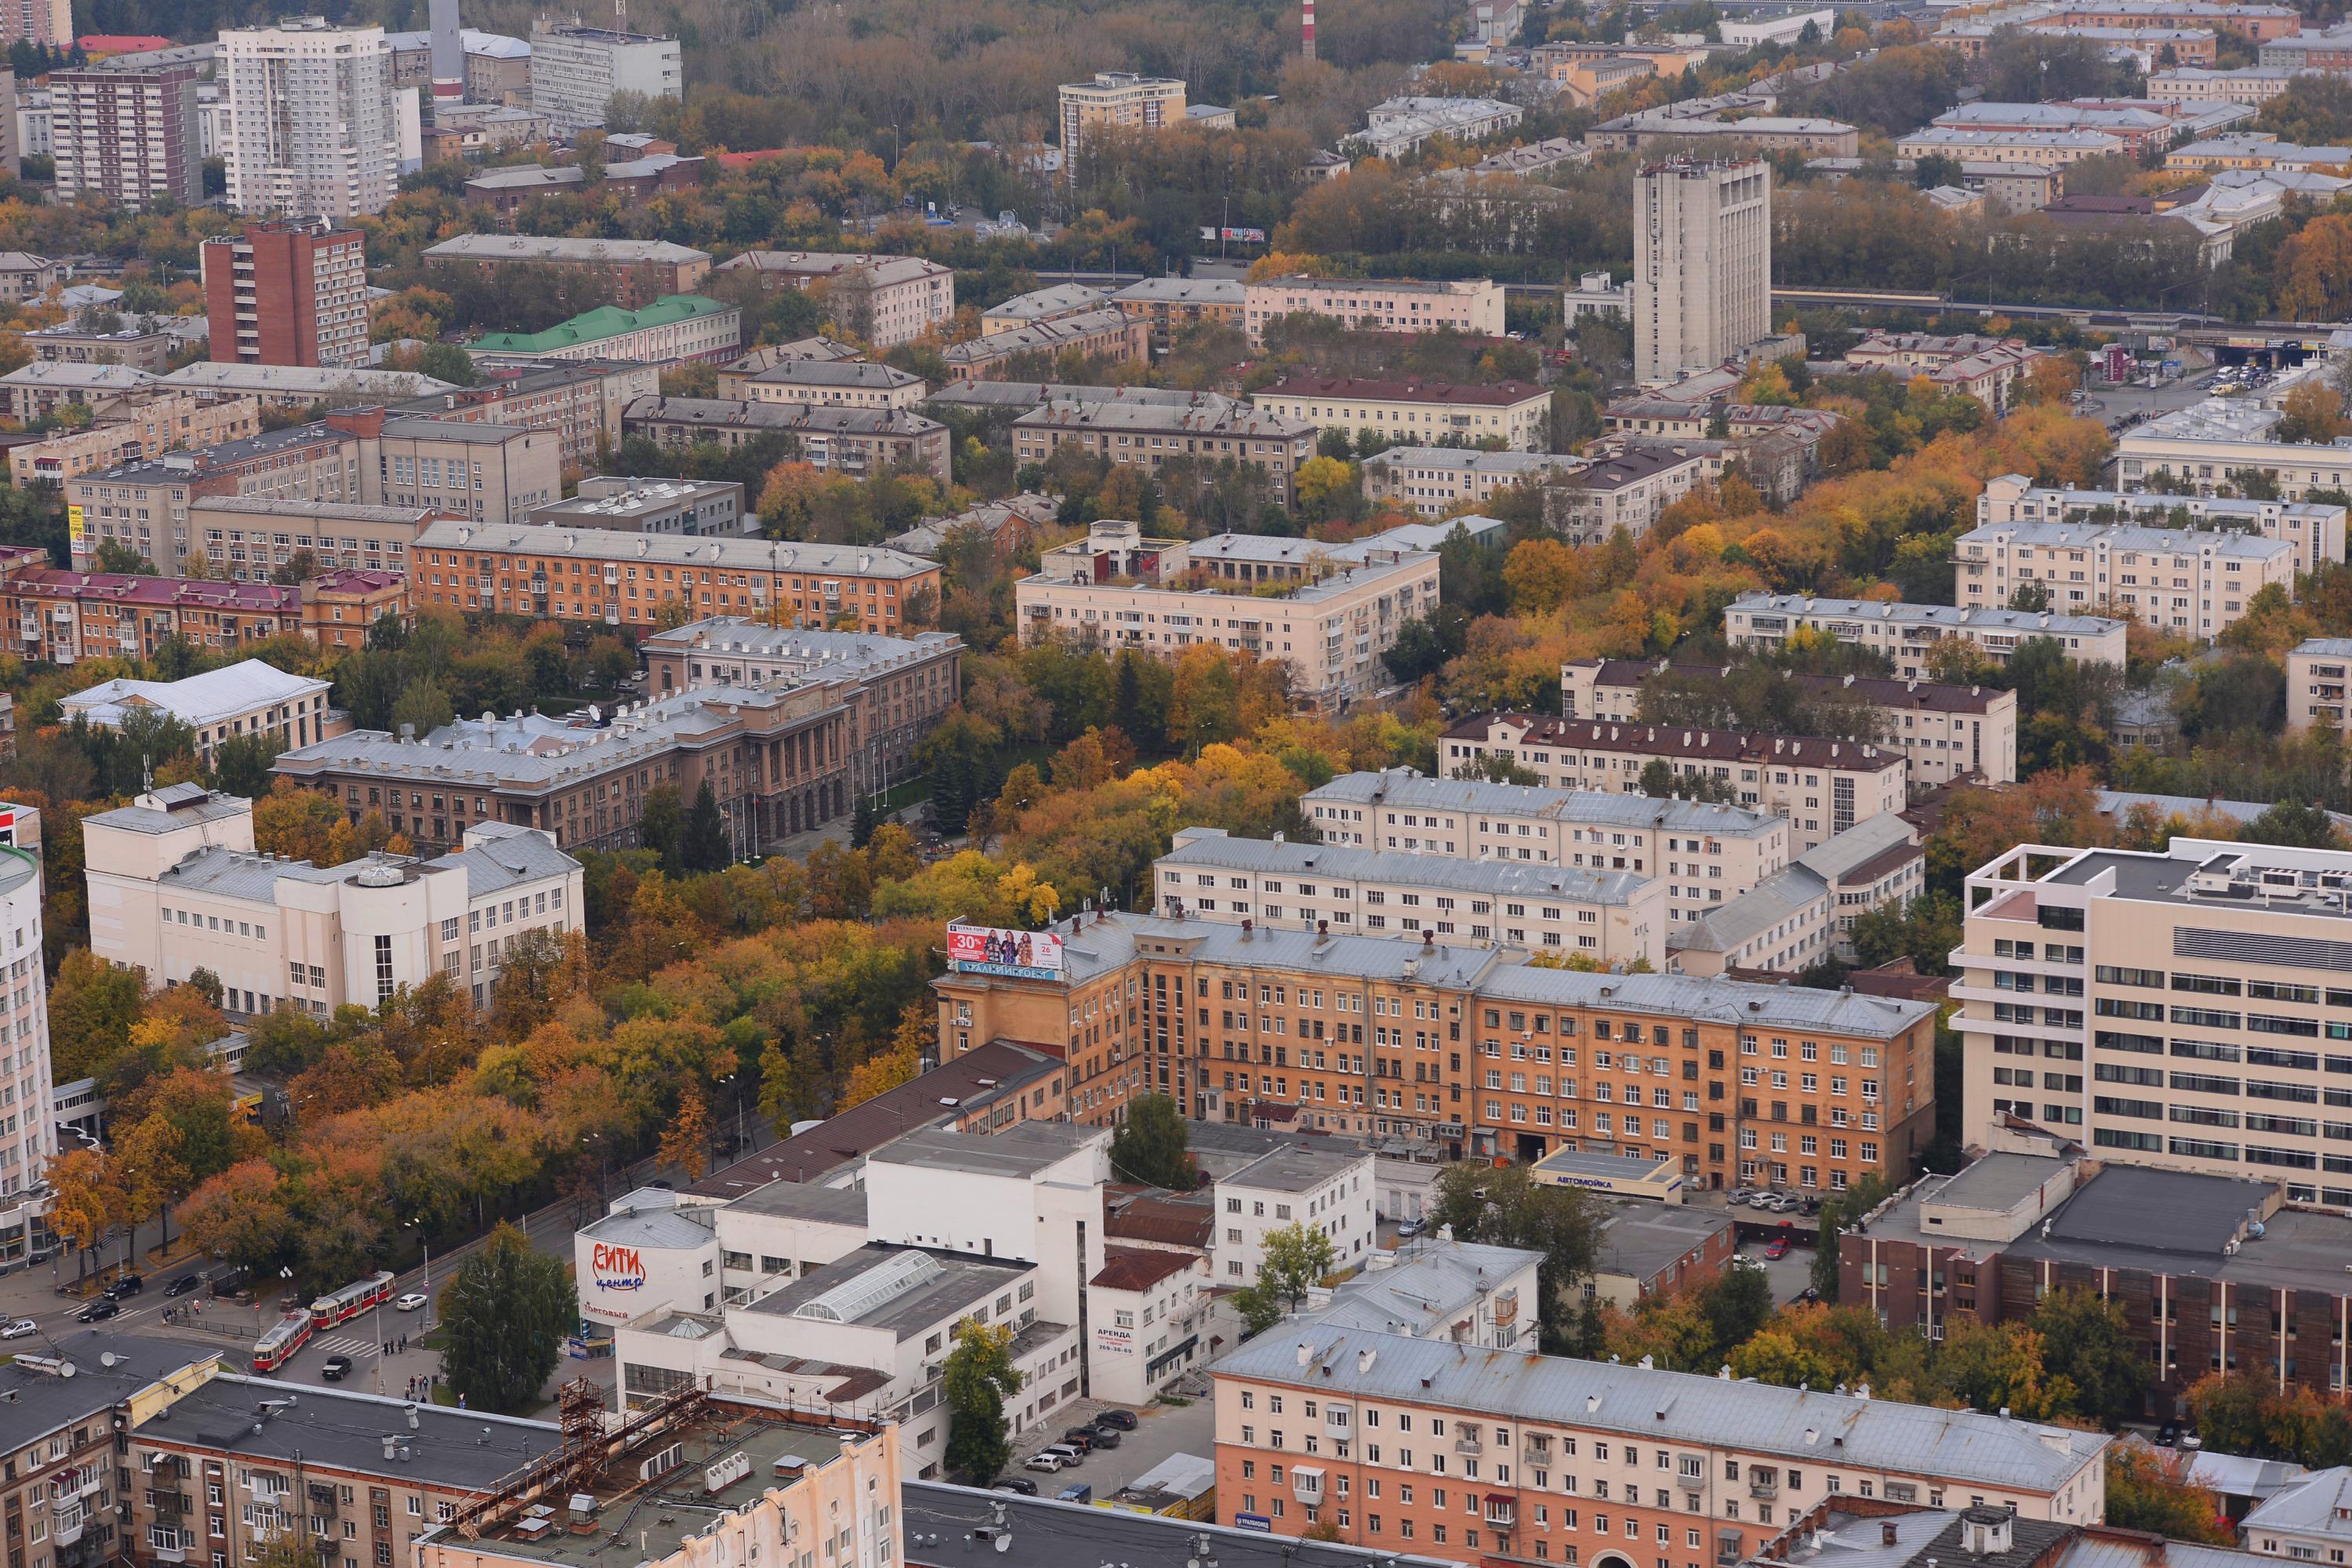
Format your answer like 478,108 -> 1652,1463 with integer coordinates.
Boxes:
314,1334 -> 380,1358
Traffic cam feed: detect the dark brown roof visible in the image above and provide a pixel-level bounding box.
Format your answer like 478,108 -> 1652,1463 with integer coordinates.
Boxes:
1091,1244 -> 1199,1292
1104,1192 -> 1215,1250
1446,713 -> 1907,774
688,1040 -> 1064,1196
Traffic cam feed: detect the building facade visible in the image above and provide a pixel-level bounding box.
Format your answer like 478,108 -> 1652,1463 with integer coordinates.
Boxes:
1635,158 -> 1772,387
1059,71 -> 1187,168
1251,376 -> 1552,451
61,659 -> 343,763
527,23 -> 682,137
1363,447 -> 1588,517
622,396 -> 952,484
201,219 -> 371,369
712,252 -> 954,348
0,833 -> 47,1265
1009,393 -> 1316,506
391,359 -> 660,469
1722,593 -> 2129,674
0,550 -> 405,662
1955,520 -> 2296,637
421,234 -> 713,307
469,294 -> 740,367
50,58 -> 204,209
1243,275 -> 1506,345
1975,474 -> 2346,574
220,19 -> 398,220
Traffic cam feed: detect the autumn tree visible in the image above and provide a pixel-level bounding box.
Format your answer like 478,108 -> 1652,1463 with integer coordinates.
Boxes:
655,1087 -> 717,1180
441,1222 -> 572,1414
2106,1443 -> 2233,1544
1107,1092 -> 1195,1189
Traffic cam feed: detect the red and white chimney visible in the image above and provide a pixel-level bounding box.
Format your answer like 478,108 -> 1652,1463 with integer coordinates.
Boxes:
1301,0 -> 1316,59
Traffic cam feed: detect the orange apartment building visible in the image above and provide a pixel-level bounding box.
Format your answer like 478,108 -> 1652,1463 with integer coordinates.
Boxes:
0,547 -> 406,661
408,521 -> 942,633
937,909 -> 1937,1191
1209,1323 -> 2110,1554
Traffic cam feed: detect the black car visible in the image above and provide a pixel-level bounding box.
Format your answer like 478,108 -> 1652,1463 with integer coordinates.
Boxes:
103,1273 -> 144,1300
1086,1427 -> 1122,1449
321,1355 -> 354,1382
75,1300 -> 118,1323
2156,1422 -> 2181,1447
993,1478 -> 1040,1497
163,1274 -> 201,1298
1093,1410 -> 1138,1431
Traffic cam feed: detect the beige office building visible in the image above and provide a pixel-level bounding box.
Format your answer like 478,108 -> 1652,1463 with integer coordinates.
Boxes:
1564,657 -> 2021,786
1250,375 -> 1552,451
1058,71 -> 1186,167
1362,446 -> 1587,516
1443,712 -> 1909,853
1155,823 -> 1668,967
1015,519 -> 1439,707
1956,837 -> 2352,1207
1242,274 -> 1506,344
738,359 -> 925,409
1723,593 -> 2129,674
1955,521 -> 2296,637
60,659 -> 344,764
1635,158 -> 1772,387
192,497 -> 443,582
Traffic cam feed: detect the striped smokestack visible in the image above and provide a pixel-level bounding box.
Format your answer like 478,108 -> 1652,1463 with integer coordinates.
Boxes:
1302,0 -> 1316,57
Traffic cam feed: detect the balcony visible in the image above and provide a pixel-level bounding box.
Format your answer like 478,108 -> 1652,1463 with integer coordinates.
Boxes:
1749,1474 -> 1778,1499
1290,1467 -> 1325,1504
1677,1470 -> 1706,1490
1454,1433 -> 1483,1456
1523,1445 -> 1554,1470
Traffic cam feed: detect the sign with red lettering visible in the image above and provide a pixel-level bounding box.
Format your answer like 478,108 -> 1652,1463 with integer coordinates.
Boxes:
590,1243 -> 646,1292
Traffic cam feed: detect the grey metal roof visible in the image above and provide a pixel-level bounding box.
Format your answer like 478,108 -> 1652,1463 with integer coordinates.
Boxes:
1958,520 -> 2292,561
161,362 -> 457,398
425,234 -> 710,266
1794,813 -> 1922,883
63,659 -> 328,730
191,498 -> 439,524
745,1243 -> 1032,1338
413,521 -> 937,579
1671,863 -> 1828,955
722,1180 -> 870,1226
2242,1468 -> 2352,1540
0,1331 -> 218,1445
645,618 -> 960,675
985,283 -> 1106,320
902,1482 -> 1464,1568
1160,827 -> 1652,906
137,1371 -> 559,1490
748,361 -> 921,390
1212,1326 -> 2110,1490
159,844 -> 414,902
1728,593 -> 2127,637
1594,1200 -> 1737,1283
1222,1145 -> 1367,1193
1923,1152 -> 2076,1216
579,1201 -> 716,1252
1312,1237 -> 1541,1339
1098,912 -> 1513,992
1479,960 -> 1934,1037
1303,768 -> 1782,836
427,825 -> 580,899
2294,637 -> 2352,659
83,791 -> 252,835
868,1120 -> 1099,1178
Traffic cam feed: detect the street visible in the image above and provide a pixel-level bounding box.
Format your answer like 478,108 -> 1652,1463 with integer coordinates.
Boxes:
2083,365 -> 2219,432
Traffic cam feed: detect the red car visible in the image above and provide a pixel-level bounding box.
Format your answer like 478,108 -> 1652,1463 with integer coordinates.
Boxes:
1763,1236 -> 1791,1261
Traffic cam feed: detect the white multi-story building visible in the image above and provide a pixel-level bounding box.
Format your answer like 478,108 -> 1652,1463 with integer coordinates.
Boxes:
1251,375 -> 1552,451
0,811 -> 49,1272
1016,520 -> 1442,708
713,252 -> 955,349
1635,158 -> 1772,387
1442,711 -> 1909,854
1155,825 -> 1668,967
2286,637 -> 2352,733
1956,836 -> 2352,1207
1362,447 -> 1587,516
527,22 -> 681,138
60,659 -> 344,764
1976,473 -> 2346,574
1723,593 -> 2129,674
1210,1145 -> 1377,1285
220,19 -> 398,220
1301,768 -> 1792,925
1955,520 -> 2296,637
2116,397 -> 2352,500
1243,275 -> 1505,345
83,783 -> 583,1015
1355,94 -> 1523,158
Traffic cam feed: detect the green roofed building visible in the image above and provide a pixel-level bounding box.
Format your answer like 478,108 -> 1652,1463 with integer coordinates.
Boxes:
469,294 -> 741,368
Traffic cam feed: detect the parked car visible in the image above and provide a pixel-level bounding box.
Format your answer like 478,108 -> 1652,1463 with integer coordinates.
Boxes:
164,1274 -> 201,1298
1039,1444 -> 1084,1465
1023,1454 -> 1067,1474
993,1479 -> 1039,1496
1395,1218 -> 1421,1239
395,1293 -> 429,1312
75,1301 -> 118,1323
1060,1428 -> 1096,1452
2155,1423 -> 2180,1447
1764,1193 -> 1798,1213
103,1273 -> 144,1299
2180,1430 -> 2204,1451
0,1318 -> 35,1339
1094,1410 -> 1138,1431
1764,1236 -> 1791,1261
1730,1254 -> 1766,1272
1087,1427 -> 1121,1449
321,1355 -> 353,1381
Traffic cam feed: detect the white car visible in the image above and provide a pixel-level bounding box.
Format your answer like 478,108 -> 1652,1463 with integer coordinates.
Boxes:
394,1293 -> 429,1312
0,1317 -> 34,1339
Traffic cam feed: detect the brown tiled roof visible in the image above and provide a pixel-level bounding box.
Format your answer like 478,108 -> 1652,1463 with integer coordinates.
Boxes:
1104,1192 -> 1214,1250
1091,1244 -> 1198,1292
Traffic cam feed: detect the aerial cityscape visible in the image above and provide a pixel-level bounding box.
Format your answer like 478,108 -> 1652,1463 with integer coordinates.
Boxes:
6,3 -> 2352,1568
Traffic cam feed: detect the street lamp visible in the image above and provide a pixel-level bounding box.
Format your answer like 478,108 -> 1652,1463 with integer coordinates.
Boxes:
404,1218 -> 434,1332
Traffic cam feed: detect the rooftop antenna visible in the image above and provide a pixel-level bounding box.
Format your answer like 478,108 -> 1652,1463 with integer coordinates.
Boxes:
141,753 -> 153,793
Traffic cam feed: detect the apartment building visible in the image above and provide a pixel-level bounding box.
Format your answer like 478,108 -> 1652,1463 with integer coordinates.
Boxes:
641,617 -> 964,789
220,19 -> 398,220
1635,159 -> 1773,387
0,1334 -> 217,1568
940,308 -> 1152,381
713,252 -> 954,348
1722,594 -> 2129,675
201,220 -> 370,369
2286,637 -> 2352,732
412,520 -> 938,637
1014,519 -> 1439,706
1212,1145 -> 1377,1283
2115,397 -> 2352,499
938,907 -> 1937,1182
1301,769 -> 1793,920
1563,660 -> 2020,787
0,829 -> 46,1257
2148,66 -> 2310,105
1210,1323 -> 2107,1551
528,22 -> 681,136
1243,275 -> 1506,345
1589,111 -> 1860,154
1975,473 -> 2345,574
1112,275 -> 1246,353
85,783 -> 581,1014
1011,390 -> 1316,502
62,659 -> 343,763
0,550 -> 405,662
50,56 -> 203,209
1671,813 -> 1924,978
390,360 -> 661,469
8,393 -> 262,487
528,476 -> 746,537
1556,441 -> 1720,544
338,406 -> 564,524
1896,125 -> 2127,165
1251,376 -> 1552,452
982,283 -> 1108,333
28,327 -> 169,372
1059,71 -> 1187,168
1843,1149 -> 2352,1413
1154,825 -> 1669,968
1955,836 -> 2352,1203
0,360 -> 158,419
2264,21 -> 2352,67
470,294 -> 741,368
162,361 -> 460,411
421,234 -> 713,307
1443,713 -> 1910,854
1844,332 -> 2047,415
67,425 -> 357,571
188,499 -> 442,585
622,396 -> 952,484
1955,520 -> 2295,637
739,359 -> 926,409
1363,447 -> 1589,517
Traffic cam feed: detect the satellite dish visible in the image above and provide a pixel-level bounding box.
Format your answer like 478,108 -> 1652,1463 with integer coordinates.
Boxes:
994,1537 -> 1011,1555
100,1352 -> 117,1368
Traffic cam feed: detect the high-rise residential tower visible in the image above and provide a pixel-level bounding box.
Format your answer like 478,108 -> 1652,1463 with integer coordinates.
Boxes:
1634,158 -> 1772,387
51,57 -> 204,209
200,219 -> 371,368
220,17 -> 397,220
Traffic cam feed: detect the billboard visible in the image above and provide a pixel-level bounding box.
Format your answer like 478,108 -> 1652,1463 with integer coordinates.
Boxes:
66,504 -> 83,558
947,922 -> 1065,979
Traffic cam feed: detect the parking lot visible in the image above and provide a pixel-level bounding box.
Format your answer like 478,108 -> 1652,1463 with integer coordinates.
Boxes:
1004,1385 -> 1218,1497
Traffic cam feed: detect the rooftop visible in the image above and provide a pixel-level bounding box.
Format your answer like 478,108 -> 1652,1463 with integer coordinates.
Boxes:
2244,1468 -> 2352,1542
902,1482 -> 1464,1568
1217,1325 -> 2109,1490
1453,713 -> 1908,774
867,1120 -> 1101,1180
0,1331 -> 219,1443
1593,1198 -> 1737,1282
160,363 -> 458,399
412,521 -> 936,579
471,295 -> 735,355
2127,397 -> 2288,443
746,361 -> 922,390
1258,375 -> 1547,406
60,659 -> 328,730
1311,1236 -> 1541,1339
424,234 -> 710,265
1091,1243 -> 1198,1293
1958,519 -> 2292,561
138,1370 -> 559,1490
1160,826 -> 1653,906
1728,593 -> 2129,637
623,396 -> 943,439
1303,766 -> 1785,836
714,252 -> 950,289
745,1243 -> 1033,1338
1112,276 -> 1244,305
942,309 -> 1138,364
1222,1145 -> 1368,1194
1575,658 -> 2010,716
985,283 -> 1107,321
